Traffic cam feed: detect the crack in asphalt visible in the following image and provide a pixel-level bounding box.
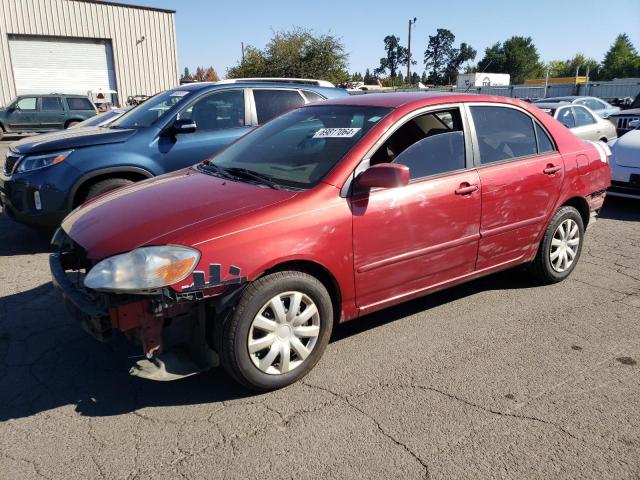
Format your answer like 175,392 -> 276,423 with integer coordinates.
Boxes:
301,380 -> 431,479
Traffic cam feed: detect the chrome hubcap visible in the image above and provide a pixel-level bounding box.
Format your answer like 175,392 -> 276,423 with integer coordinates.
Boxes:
550,218 -> 580,272
248,291 -> 320,375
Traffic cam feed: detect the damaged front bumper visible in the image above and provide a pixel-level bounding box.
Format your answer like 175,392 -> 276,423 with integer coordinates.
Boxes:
49,251 -> 227,381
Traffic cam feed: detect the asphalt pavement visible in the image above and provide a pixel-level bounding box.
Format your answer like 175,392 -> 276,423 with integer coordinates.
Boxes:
0,136 -> 639,479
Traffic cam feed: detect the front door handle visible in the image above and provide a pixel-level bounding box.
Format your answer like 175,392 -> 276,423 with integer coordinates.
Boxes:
543,164 -> 562,175
455,183 -> 479,195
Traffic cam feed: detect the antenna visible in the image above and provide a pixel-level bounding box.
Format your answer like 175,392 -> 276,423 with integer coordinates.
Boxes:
465,59 -> 492,93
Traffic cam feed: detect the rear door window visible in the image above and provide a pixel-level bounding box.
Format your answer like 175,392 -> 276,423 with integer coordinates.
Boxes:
370,107 -> 466,179
66,97 -> 94,111
253,89 -> 306,124
469,106 -> 537,164
573,106 -> 596,127
41,97 -> 64,111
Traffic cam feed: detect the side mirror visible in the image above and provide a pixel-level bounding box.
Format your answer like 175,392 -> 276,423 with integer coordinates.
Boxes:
171,118 -> 196,135
356,163 -> 409,189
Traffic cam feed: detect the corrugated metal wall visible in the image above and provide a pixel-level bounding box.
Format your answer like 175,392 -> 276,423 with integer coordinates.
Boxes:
0,0 -> 179,106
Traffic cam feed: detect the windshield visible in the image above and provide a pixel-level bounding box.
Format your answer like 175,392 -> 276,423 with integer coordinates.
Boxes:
71,109 -> 124,128
111,90 -> 192,128
208,105 -> 390,188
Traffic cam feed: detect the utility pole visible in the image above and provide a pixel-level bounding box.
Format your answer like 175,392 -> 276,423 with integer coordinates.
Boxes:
241,42 -> 245,63
407,17 -> 417,83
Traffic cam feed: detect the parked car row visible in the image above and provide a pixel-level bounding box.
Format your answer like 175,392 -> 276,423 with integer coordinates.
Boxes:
0,80 -> 627,390
0,79 -> 348,228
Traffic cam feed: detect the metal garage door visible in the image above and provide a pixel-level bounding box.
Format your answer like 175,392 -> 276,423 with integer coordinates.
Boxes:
8,35 -> 117,98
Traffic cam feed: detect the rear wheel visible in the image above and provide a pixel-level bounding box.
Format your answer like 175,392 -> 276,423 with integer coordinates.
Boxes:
221,271 -> 333,391
529,206 -> 584,284
85,178 -> 133,201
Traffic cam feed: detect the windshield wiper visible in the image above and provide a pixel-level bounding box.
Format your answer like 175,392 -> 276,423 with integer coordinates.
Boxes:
198,161 -> 235,180
223,167 -> 283,190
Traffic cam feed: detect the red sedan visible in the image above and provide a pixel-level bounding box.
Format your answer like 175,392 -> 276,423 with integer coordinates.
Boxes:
50,93 -> 611,390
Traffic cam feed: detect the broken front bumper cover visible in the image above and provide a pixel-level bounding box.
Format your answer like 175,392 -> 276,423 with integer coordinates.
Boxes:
50,252 -> 221,380
50,252 -> 113,341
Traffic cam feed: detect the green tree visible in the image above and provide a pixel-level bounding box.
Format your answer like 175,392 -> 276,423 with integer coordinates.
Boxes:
443,42 -> 477,85
351,71 -> 363,82
477,36 -> 544,84
363,68 -> 375,85
420,71 -> 428,84
548,53 -> 601,80
226,28 -> 350,85
374,35 -> 410,78
411,72 -> 420,84
600,33 -> 640,80
424,28 -> 455,84
180,67 -> 192,82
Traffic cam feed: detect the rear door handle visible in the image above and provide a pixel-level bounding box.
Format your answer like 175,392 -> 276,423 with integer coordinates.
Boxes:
455,183 -> 478,195
543,165 -> 562,175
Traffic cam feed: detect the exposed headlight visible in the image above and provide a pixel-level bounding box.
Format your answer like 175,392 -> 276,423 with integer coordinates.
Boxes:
84,246 -> 200,292
16,150 -> 73,173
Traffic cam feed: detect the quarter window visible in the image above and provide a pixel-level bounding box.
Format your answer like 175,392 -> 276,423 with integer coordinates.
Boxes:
302,90 -> 325,103
556,107 -> 576,129
16,97 -> 37,110
253,89 -> 306,124
470,106 -> 537,164
41,97 -> 64,111
370,108 -> 466,179
180,90 -> 245,131
535,123 -> 554,153
573,106 -> 596,127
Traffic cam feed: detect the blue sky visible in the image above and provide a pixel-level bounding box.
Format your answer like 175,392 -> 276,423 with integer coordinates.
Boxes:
130,0 -> 640,77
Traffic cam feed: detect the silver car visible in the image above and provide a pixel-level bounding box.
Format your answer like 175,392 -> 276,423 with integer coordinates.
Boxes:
533,96 -> 620,118
535,103 -> 617,142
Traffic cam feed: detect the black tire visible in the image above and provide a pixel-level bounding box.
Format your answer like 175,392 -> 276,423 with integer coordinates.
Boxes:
529,206 -> 585,284
65,121 -> 80,129
85,178 -> 133,201
221,271 -> 334,391
0,128 -> 3,141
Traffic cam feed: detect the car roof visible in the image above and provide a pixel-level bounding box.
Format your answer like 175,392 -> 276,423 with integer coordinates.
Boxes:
316,91 -> 511,109
171,81 -> 342,93
18,93 -> 90,97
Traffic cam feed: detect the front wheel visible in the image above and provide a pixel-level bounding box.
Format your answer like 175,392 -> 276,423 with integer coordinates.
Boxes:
221,271 -> 333,391
529,206 -> 585,284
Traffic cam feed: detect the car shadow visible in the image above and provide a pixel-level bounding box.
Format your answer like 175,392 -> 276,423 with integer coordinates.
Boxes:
599,196 -> 640,222
0,267 -> 534,422
0,211 -> 53,256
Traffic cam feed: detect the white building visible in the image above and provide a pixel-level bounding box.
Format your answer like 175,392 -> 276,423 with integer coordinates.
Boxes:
0,0 -> 179,107
456,73 -> 511,89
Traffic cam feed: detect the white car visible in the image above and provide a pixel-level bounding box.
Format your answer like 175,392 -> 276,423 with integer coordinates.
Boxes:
608,128 -> 640,199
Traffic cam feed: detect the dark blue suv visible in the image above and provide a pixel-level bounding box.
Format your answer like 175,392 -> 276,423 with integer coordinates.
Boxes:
0,79 -> 348,228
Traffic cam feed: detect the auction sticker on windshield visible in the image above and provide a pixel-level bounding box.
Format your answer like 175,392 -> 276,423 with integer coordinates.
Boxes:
170,91 -> 189,97
313,127 -> 361,138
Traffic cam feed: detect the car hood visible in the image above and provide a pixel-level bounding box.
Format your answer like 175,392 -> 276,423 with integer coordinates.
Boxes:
610,108 -> 640,117
62,168 -> 298,260
9,126 -> 137,155
611,129 -> 640,168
